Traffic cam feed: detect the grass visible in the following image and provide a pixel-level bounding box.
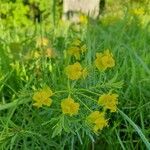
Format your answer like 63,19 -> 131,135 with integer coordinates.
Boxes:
0,1 -> 150,150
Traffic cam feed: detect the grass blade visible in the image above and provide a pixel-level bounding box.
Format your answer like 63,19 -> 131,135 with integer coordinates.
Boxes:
118,109 -> 150,150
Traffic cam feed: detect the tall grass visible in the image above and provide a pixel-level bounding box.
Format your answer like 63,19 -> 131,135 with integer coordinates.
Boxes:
0,0 -> 150,150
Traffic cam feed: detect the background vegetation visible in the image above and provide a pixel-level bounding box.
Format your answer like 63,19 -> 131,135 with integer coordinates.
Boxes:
0,0 -> 150,149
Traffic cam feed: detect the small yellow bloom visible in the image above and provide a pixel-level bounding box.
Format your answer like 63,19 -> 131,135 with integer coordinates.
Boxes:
67,40 -> 87,60
79,14 -> 88,24
93,116 -> 108,132
36,37 -> 49,47
94,49 -> 115,71
65,62 -> 82,80
72,39 -> 82,47
33,51 -> 41,59
65,62 -> 88,80
32,86 -> 53,108
87,111 -> 108,132
61,97 -> 80,116
87,111 -> 101,123
98,93 -> 119,112
68,47 -> 81,60
131,8 -> 145,16
45,48 -> 56,58
25,50 -> 40,60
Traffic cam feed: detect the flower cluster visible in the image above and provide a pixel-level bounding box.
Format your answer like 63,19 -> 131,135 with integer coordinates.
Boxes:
36,37 -> 49,47
65,62 -> 88,80
87,111 -> 108,132
67,39 -> 87,60
94,49 -> 115,71
32,47 -> 120,134
33,86 -> 53,108
27,37 -> 57,60
61,97 -> 80,116
79,14 -> 88,24
85,92 -> 118,132
131,7 -> 145,16
98,93 -> 119,112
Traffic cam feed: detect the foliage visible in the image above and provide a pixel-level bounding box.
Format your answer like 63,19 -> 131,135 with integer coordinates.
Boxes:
0,0 -> 150,149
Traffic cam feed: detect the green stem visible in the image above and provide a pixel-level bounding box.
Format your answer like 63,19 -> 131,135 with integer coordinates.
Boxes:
76,92 -> 97,103
0,98 -> 30,111
89,84 -> 104,89
78,88 -> 100,96
54,90 -> 68,94
75,96 -> 92,112
67,78 -> 71,94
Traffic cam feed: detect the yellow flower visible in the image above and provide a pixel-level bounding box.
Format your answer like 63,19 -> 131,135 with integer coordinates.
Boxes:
34,51 -> 40,59
67,40 -> 87,60
32,86 -> 53,108
65,62 -> 88,80
45,48 -> 56,58
87,111 -> 101,122
68,47 -> 81,60
72,39 -> 82,46
94,49 -> 115,71
61,97 -> 80,116
36,37 -> 49,47
79,14 -> 88,24
65,62 -> 82,80
93,116 -> 108,132
87,111 -> 108,132
98,93 -> 119,112
131,8 -> 145,16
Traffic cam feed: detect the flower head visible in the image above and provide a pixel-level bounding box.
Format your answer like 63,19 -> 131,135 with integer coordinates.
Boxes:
61,97 -> 80,116
131,8 -> 145,16
79,14 -> 88,24
36,37 -> 49,47
87,111 -> 108,132
45,48 -> 56,58
98,93 -> 119,112
33,51 -> 41,59
67,39 -> 87,60
68,46 -> 81,60
65,62 -> 88,80
72,39 -> 82,46
32,86 -> 53,108
94,49 -> 115,71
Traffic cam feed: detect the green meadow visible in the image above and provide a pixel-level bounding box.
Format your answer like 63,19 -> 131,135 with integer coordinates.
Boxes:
0,0 -> 150,149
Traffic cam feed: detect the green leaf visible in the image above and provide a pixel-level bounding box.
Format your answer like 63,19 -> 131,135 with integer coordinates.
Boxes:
118,109 -> 150,150
52,124 -> 62,138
